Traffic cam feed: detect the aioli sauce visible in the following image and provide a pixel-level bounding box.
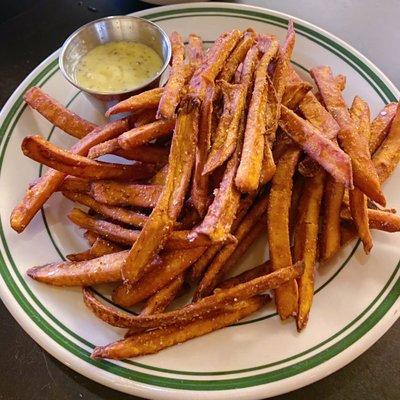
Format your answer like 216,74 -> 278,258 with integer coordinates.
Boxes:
75,41 -> 163,93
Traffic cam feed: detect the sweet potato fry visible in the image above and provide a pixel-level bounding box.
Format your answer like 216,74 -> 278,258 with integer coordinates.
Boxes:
150,164 -> 169,185
369,102 -> 398,154
293,169 -> 325,331
187,33 -> 204,68
203,81 -> 247,174
89,237 -> 123,257
66,248 -> 93,262
191,150 -> 241,242
22,135 -> 155,181
298,90 -> 340,177
281,66 -> 312,110
93,262 -> 302,329
89,139 -> 169,165
122,102 -> 200,282
157,32 -> 186,119
236,41 -> 279,192
311,66 -> 385,205
24,87 -> 97,139
193,199 -> 268,300
349,96 -> 373,253
267,145 -> 301,319
113,247 -> 207,307
219,30 -> 256,82
10,120 -> 128,233
373,103 -> 400,183
118,118 -> 175,149
279,106 -> 353,187
87,138 -> 120,159
189,30 -> 242,100
188,195 -> 255,283
69,208 -> 213,250
66,237 -> 122,261
282,20 -> 295,58
90,181 -> 162,208
141,274 -> 185,315
62,191 -> 148,228
27,250 -> 127,286
341,208 -> 400,233
133,108 -> 157,127
218,261 -> 271,290
91,295 -> 267,360
68,208 -> 139,246
105,87 -> 163,117
58,177 -> 90,193
193,217 -> 265,300
320,176 -> 345,261
191,84 -> 215,217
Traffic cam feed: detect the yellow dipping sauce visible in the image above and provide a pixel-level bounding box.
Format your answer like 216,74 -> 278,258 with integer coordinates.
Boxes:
75,41 -> 163,93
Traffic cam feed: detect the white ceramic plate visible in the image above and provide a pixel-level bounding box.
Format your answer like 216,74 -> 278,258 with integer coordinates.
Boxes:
0,3 -> 399,399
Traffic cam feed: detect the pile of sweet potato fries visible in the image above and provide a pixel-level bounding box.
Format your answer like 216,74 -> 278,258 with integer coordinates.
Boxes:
11,23 -> 400,359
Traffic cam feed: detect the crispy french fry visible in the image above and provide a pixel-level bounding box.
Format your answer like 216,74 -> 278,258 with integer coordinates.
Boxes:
68,208 -> 139,246
62,191 -> 148,228
93,262 -> 302,328
58,177 -> 90,193
193,198 -> 268,300
236,41 -> 279,192
90,181 -> 162,208
373,103 -> 400,183
68,208 -> 214,250
27,250 -> 127,286
89,237 -> 123,257
157,32 -> 186,119
191,84 -> 215,217
349,96 -> 373,253
133,108 -> 157,127
150,164 -> 169,185
204,46 -> 260,175
341,208 -> 400,233
122,103 -> 200,282
10,120 -> 128,233
190,30 -> 242,100
66,237 -> 122,261
311,66 -> 385,205
90,140 -> 169,165
22,135 -> 155,181
281,66 -> 312,110
320,177 -> 345,261
24,87 -> 97,139
191,150 -> 241,242
369,103 -> 398,154
187,34 -> 204,68
293,169 -> 325,331
91,295 -> 267,360
203,81 -> 247,174
105,87 -> 163,117
267,145 -> 301,319
113,247 -> 207,307
87,138 -> 120,158
279,106 -> 353,187
118,119 -> 175,149
141,274 -> 185,315
298,90 -> 340,177
188,195 -> 255,283
219,30 -> 256,82
66,248 -> 93,262
218,261 -> 270,289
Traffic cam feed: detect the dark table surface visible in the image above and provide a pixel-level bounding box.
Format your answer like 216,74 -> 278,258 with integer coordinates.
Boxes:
0,1 -> 399,399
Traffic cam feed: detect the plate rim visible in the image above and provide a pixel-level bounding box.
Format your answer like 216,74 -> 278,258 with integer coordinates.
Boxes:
0,2 -> 399,399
